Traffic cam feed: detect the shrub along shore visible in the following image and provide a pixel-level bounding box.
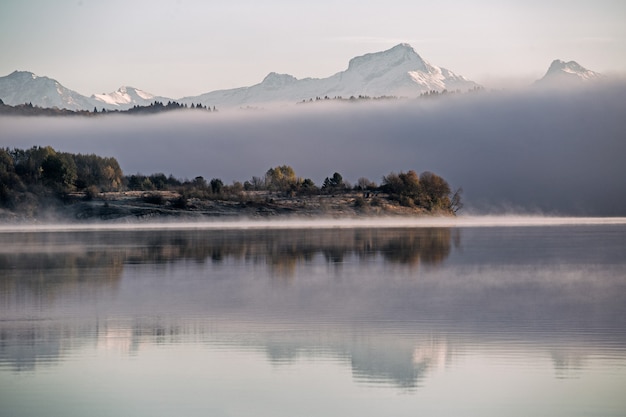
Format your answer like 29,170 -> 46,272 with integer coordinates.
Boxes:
0,147 -> 462,222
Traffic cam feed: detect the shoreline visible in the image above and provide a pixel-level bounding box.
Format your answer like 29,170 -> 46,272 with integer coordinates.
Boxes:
0,190 -> 452,223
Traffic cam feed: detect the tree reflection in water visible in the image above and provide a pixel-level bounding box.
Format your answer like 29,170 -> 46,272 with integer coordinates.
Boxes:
0,228 -> 455,287
3,225 -> 622,395
0,227 -> 455,387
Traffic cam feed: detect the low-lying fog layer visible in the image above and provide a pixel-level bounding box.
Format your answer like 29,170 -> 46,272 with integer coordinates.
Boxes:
2,84 -> 625,215
0,216 -> 625,233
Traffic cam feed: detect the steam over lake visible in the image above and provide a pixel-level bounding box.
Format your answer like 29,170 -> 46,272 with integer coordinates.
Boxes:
1,218 -> 625,416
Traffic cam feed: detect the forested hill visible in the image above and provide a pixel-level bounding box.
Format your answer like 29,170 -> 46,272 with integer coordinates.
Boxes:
0,147 -> 462,221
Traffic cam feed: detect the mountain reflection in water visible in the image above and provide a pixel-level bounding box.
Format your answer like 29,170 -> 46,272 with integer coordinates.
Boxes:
1,225 -> 625,400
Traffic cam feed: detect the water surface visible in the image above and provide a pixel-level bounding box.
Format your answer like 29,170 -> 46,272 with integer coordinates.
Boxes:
1,220 -> 625,416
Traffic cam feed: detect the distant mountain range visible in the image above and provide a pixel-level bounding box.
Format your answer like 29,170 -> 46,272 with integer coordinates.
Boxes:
0,44 -> 604,111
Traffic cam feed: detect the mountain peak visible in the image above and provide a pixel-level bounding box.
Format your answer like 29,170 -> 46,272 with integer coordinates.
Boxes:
115,86 -> 154,99
392,43 -> 416,52
261,72 -> 298,88
547,59 -> 590,75
0,70 -> 94,110
8,70 -> 39,80
92,85 -> 158,107
536,59 -> 602,87
346,43 -> 428,74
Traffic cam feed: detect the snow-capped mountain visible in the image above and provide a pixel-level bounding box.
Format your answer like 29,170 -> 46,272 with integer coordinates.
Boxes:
180,44 -> 479,108
92,86 -> 173,109
534,60 -> 602,87
2,44 -> 478,111
0,71 -> 97,111
0,71 -> 172,111
4,45 -> 607,112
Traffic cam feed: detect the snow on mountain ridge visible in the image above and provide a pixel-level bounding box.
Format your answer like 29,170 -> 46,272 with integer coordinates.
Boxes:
347,43 -> 428,73
180,43 -> 480,108
3,45 -> 608,111
135,88 -> 154,100
92,86 -> 158,107
261,73 -> 299,89
1,43 -> 481,111
535,59 -> 602,87
0,70 -> 96,110
323,43 -> 474,97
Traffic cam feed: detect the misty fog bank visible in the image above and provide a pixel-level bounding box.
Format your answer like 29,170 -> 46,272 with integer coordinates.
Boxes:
1,216 -> 625,234
2,84 -> 625,216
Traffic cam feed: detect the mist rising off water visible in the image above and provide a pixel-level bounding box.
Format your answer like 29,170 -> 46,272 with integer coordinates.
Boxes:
2,83 -> 625,215
1,216 -> 625,234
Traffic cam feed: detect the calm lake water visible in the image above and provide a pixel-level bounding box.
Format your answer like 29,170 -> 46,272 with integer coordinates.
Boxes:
1,219 -> 625,417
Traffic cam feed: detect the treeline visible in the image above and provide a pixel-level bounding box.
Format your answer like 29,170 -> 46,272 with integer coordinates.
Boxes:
0,146 -> 123,209
127,164 -> 462,213
0,147 -> 462,215
110,101 -> 217,114
0,99 -> 217,117
299,86 -> 485,104
419,86 -> 484,98
0,101 -> 95,117
299,95 -> 398,104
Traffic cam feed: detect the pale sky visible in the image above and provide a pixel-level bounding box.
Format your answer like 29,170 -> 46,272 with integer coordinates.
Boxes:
1,0 -> 624,98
